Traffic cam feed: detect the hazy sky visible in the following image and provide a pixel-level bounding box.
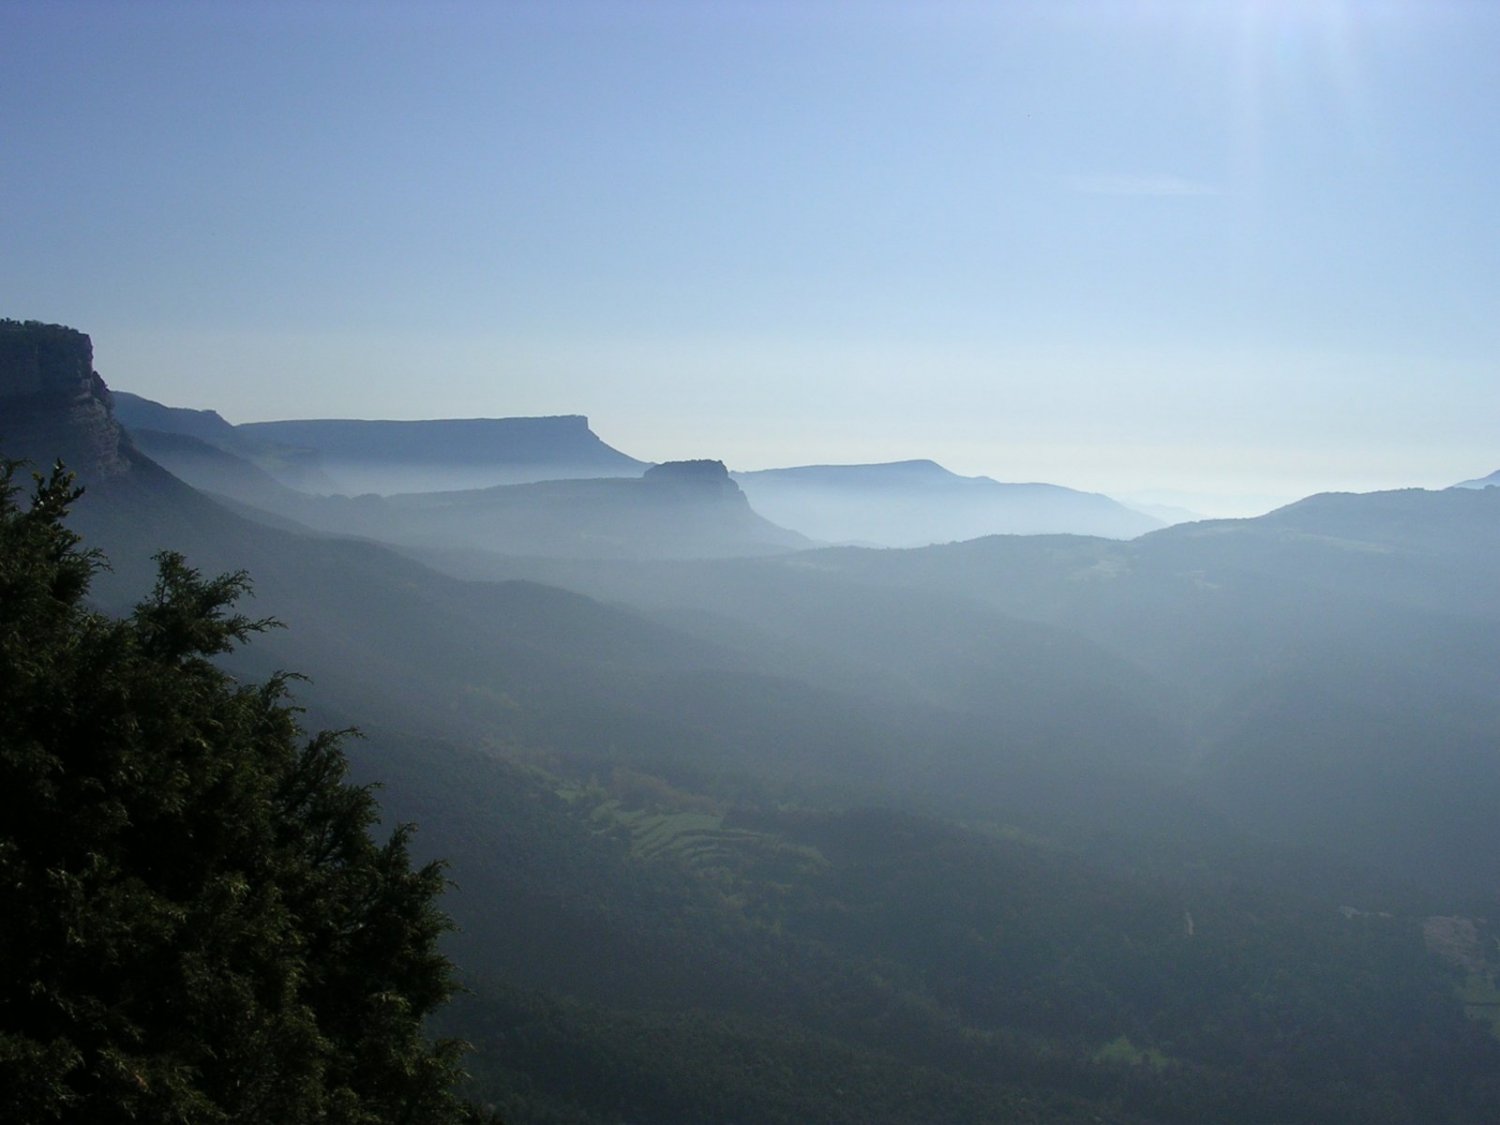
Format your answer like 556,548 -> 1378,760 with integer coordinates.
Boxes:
3,1 -> 1497,511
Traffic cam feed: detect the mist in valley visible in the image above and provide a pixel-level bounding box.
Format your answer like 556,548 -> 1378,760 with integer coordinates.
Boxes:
5,3 -> 1500,1123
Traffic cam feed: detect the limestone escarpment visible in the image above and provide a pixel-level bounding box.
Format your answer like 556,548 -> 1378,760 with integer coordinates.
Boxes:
0,320 -> 132,481
642,458 -> 740,497
234,415 -> 647,495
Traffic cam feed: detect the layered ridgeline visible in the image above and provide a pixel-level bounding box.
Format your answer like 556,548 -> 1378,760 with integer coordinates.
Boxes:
113,391 -> 648,494
467,480 -> 1500,898
116,390 -> 1163,548
1453,468 -> 1499,489
9,318 -> 1500,1123
114,392 -> 808,559
734,460 -> 1161,544
239,415 -> 646,494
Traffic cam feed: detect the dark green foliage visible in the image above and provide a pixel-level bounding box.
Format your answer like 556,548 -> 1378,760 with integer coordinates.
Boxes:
368,737 -> 1500,1124
0,461 -> 471,1123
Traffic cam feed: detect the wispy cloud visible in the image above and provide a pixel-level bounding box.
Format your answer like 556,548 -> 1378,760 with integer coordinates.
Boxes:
1063,174 -> 1219,197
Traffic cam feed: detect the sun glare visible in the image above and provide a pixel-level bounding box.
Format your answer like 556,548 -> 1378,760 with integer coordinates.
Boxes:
1227,0 -> 1376,182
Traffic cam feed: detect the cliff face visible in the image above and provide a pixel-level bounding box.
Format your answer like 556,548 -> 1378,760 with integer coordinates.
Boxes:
642,458 -> 741,498
0,320 -> 133,481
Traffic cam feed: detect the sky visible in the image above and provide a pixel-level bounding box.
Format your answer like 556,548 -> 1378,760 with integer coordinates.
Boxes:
3,0 -> 1497,514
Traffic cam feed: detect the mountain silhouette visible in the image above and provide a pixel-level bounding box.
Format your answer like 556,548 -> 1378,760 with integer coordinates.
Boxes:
733,459 -> 1160,545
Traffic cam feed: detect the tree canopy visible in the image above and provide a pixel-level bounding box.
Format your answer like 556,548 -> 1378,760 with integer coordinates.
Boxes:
0,459 -> 476,1123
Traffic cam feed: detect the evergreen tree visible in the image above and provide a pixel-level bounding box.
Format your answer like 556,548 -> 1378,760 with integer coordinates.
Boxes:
0,459 -> 482,1123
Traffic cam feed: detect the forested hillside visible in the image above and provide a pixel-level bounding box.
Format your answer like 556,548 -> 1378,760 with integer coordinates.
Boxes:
0,460 -> 483,1122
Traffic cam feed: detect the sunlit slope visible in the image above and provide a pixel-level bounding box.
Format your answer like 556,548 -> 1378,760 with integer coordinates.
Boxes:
363,732 -> 1500,1125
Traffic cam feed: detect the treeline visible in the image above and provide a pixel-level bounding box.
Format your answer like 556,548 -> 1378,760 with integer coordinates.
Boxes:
0,462 -> 492,1123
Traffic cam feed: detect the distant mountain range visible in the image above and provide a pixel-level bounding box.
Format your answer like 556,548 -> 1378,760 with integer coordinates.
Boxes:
116,389 -> 1165,547
1453,468 -> 1500,489
734,459 -> 1162,544
12,317 -> 1500,1122
15,323 -> 1500,895
113,402 -> 808,561
112,391 -> 648,494
349,458 -> 811,560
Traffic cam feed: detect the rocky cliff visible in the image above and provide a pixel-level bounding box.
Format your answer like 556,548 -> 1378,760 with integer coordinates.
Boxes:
0,320 -> 134,481
642,458 -> 742,499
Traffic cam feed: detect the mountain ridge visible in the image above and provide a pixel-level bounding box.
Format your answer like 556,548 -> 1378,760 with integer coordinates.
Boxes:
1453,468 -> 1499,489
237,413 -> 647,494
733,458 -> 1162,545
113,391 -> 649,495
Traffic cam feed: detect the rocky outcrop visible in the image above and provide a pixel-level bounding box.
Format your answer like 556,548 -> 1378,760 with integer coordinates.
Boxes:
642,459 -> 741,498
0,320 -> 133,481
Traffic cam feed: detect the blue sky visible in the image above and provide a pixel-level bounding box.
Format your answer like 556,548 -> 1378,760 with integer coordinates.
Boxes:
3,1 -> 1496,511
